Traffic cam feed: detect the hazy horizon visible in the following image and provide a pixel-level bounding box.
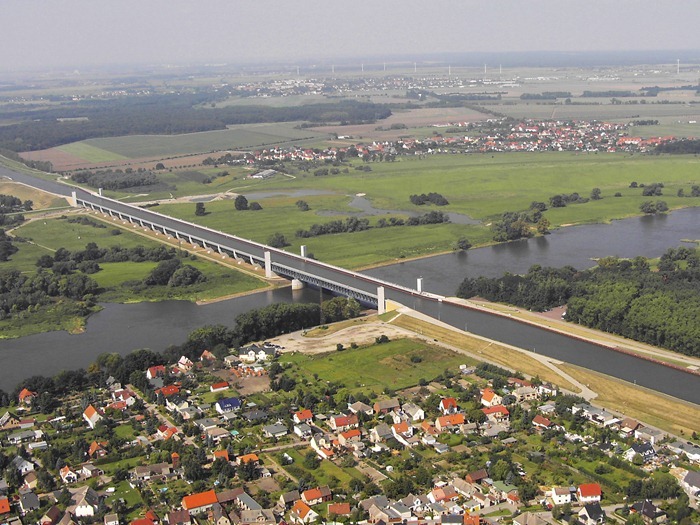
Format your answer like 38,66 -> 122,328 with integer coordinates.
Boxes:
3,0 -> 700,73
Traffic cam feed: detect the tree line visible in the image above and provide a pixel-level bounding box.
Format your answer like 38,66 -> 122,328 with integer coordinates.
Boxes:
0,94 -> 393,152
71,169 -> 159,191
294,211 -> 450,239
456,247 -> 700,356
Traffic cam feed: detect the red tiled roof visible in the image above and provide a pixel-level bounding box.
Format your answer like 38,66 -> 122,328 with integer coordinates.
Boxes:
328,503 -> 351,516
18,388 -> 36,402
0,497 -> 10,514
292,501 -> 313,519
214,450 -> 229,461
302,487 -> 322,501
294,409 -> 313,421
578,483 -> 601,498
182,489 -> 218,510
482,405 -> 509,416
238,453 -> 259,464
533,415 -> 552,427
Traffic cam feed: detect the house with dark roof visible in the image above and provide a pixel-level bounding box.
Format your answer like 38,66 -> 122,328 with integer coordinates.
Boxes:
630,500 -> 666,524
215,397 -> 241,414
578,502 -> 605,525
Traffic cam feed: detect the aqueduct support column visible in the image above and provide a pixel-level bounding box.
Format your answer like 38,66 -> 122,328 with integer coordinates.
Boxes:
264,251 -> 272,278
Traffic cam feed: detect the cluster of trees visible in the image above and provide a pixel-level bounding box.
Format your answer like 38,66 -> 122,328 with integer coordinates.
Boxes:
639,201 -> 668,214
0,194 -> 32,213
144,258 -> 205,288
520,92 -> 571,100
656,138 -> 700,154
491,209 -> 547,242
582,90 -> 637,97
35,242 -> 179,276
0,229 -> 18,261
321,297 -> 361,323
233,195 -> 261,211
549,192 -> 589,208
0,95 -> 392,151
409,192 -> 449,206
296,217 -> 371,238
71,169 -> 158,191
641,182 -> 664,196
677,185 -> 700,197
457,248 -> 700,356
295,211 -> 450,240
0,268 -> 98,321
66,216 -> 106,228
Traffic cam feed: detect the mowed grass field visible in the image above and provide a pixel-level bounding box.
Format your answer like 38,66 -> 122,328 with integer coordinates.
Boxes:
280,338 -> 470,393
154,153 -> 700,267
6,215 -> 265,301
79,122 -> 327,159
57,142 -> 129,163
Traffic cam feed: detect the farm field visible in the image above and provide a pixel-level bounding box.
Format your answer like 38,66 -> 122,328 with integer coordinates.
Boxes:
491,100 -> 700,122
80,122 -> 325,158
20,122 -> 328,170
280,338 -> 471,393
57,141 -> 130,163
154,153 -> 700,267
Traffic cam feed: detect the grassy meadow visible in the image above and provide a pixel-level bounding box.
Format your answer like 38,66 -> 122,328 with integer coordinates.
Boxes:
280,338 -> 471,393
5,215 -> 266,302
154,153 -> 700,267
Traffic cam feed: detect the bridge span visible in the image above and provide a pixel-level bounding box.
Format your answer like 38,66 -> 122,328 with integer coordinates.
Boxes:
73,190 -> 418,309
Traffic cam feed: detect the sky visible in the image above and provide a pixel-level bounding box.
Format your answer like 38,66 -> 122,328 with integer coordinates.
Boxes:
3,0 -> 700,72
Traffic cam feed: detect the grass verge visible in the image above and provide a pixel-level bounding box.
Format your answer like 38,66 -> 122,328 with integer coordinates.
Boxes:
389,314 -> 580,392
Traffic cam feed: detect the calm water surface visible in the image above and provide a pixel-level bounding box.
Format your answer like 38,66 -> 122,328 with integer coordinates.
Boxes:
0,207 -> 698,398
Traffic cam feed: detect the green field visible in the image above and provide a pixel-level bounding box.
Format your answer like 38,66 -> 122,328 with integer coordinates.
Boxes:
153,153 -> 700,267
58,141 -> 130,163
80,122 -> 328,158
280,338 -> 471,393
5,215 -> 266,301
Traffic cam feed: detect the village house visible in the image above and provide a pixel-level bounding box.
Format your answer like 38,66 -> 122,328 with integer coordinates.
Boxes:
82,405 -> 103,429
629,500 -> 667,524
482,405 -> 510,424
293,423 -> 313,440
262,422 -> 288,438
578,503 -> 606,525
439,397 -> 459,415
182,490 -> 218,515
290,500 -> 318,524
59,467 -> 78,484
348,401 -> 374,416
18,388 -> 37,406
550,487 -> 571,506
480,388 -> 502,407
301,486 -> 332,506
146,365 -> 166,380
577,483 -> 602,504
373,398 -> 400,415
435,413 -> 465,432
69,485 -> 101,518
168,509 -> 191,525
401,403 -> 425,422
293,409 -> 313,424
328,413 -> 358,431
215,397 -> 241,414
210,381 -> 229,393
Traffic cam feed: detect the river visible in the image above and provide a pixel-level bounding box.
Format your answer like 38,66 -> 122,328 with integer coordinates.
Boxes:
0,200 -> 698,401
